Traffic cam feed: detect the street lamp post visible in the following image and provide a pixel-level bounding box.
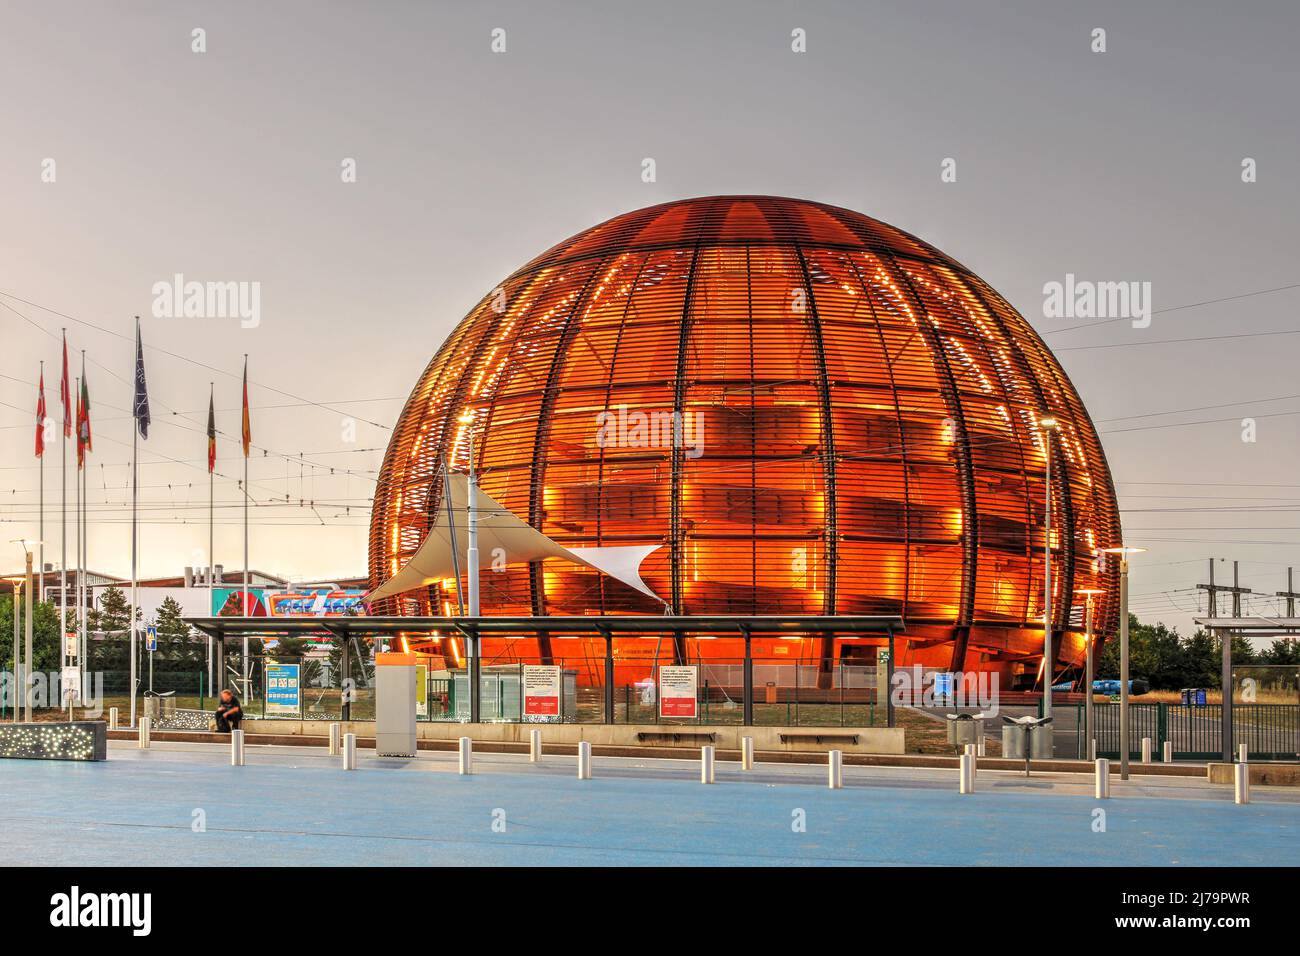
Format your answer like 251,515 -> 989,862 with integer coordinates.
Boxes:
1102,546 -> 1146,780
1039,416 -> 1058,739
1076,588 -> 1106,760
458,413 -> 481,725
8,577 -> 22,722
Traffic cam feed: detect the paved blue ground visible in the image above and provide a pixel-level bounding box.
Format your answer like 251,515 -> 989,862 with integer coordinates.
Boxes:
1,754 -> 1296,866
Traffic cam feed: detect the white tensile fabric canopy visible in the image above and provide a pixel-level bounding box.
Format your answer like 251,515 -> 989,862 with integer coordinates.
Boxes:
366,472 -> 664,606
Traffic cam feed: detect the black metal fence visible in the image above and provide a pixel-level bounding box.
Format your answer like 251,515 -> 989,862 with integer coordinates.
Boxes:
1081,702 -> 1300,760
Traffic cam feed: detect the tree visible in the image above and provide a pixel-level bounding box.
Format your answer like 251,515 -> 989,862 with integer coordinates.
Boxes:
266,633 -> 323,687
1,595 -> 66,707
87,585 -> 140,637
151,595 -> 203,670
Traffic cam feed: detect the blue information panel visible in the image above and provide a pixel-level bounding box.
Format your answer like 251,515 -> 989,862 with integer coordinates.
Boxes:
265,663 -> 301,716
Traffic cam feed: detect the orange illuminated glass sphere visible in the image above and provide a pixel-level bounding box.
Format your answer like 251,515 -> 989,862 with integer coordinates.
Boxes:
370,196 -> 1120,677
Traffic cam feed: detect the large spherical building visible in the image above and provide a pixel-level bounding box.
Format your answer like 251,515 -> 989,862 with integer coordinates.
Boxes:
370,196 -> 1120,684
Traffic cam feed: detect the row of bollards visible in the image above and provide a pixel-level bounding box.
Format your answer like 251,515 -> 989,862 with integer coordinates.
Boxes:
214,725 -> 1256,807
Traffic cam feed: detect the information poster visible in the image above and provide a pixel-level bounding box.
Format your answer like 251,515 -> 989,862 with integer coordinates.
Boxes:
265,662 -> 301,716
415,663 -> 428,718
523,665 -> 562,718
658,665 -> 698,719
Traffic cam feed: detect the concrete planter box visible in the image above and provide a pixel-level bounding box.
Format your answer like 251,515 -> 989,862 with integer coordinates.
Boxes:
0,721 -> 107,761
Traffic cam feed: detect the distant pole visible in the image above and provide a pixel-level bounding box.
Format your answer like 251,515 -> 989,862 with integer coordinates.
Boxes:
208,381 -> 215,691
1084,593 -> 1095,752
11,579 -> 20,722
1040,417 -> 1057,733
24,549 -> 33,721
130,408 -> 138,728
73,375 -> 80,708
60,331 -> 68,679
38,360 -> 44,601
1119,555 -> 1130,780
242,355 -> 250,700
466,431 -> 479,617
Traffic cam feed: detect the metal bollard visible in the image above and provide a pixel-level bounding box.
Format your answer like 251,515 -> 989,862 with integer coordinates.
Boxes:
1234,762 -> 1250,804
458,736 -> 473,775
965,743 -> 978,779
328,723 -> 341,756
1095,758 -> 1110,799
1088,738 -> 1096,762
828,749 -> 843,789
109,707 -> 119,730
1141,737 -> 1152,764
137,715 -> 151,749
701,745 -> 715,784
1162,741 -> 1172,763
977,738 -> 986,758
740,735 -> 754,770
577,741 -> 592,779
529,728 -> 542,763
231,729 -> 245,766
1238,744 -> 1248,764
342,732 -> 357,770
959,752 -> 974,794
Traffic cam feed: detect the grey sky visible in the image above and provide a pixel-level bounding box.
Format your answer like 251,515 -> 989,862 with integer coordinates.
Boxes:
2,0 -> 1297,637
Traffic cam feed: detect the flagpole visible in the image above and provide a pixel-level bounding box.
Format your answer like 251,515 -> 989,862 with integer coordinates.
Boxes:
60,330 -> 68,663
242,356 -> 250,701
72,373 -> 79,717
38,360 -> 44,601
78,350 -> 89,709
208,381 -> 215,694
129,317 -> 142,728
81,436 -> 88,704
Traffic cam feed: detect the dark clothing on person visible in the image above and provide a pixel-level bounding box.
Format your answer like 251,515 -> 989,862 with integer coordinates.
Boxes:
215,694 -> 242,733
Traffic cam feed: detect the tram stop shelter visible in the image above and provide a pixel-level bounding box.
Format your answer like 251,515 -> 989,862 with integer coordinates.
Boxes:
185,614 -> 905,726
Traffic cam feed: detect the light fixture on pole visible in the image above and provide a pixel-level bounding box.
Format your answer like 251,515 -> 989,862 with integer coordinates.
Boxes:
1101,546 -> 1146,780
1039,415 -> 1059,741
1075,587 -> 1106,760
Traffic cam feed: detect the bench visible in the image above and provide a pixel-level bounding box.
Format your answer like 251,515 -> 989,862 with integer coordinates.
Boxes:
636,732 -> 718,745
778,733 -> 860,746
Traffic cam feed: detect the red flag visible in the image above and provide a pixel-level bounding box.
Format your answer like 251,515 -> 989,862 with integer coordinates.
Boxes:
240,357 -> 251,457
35,369 -> 46,458
60,332 -> 71,438
76,373 -> 92,468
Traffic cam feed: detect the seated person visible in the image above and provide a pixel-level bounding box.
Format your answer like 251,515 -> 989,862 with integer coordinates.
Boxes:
214,689 -> 243,733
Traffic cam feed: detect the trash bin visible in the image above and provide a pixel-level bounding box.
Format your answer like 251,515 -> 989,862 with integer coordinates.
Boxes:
1030,723 -> 1054,759
1002,724 -> 1024,758
945,713 -> 982,751
764,682 -> 777,704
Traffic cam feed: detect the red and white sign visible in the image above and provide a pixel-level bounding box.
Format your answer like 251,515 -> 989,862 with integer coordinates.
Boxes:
523,665 -> 562,718
659,665 -> 698,719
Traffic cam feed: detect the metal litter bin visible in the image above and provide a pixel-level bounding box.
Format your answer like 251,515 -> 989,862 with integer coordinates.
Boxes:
945,713 -> 982,752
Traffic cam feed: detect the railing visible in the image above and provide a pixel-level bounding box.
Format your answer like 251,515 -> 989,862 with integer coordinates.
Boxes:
1080,702 -> 1300,760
